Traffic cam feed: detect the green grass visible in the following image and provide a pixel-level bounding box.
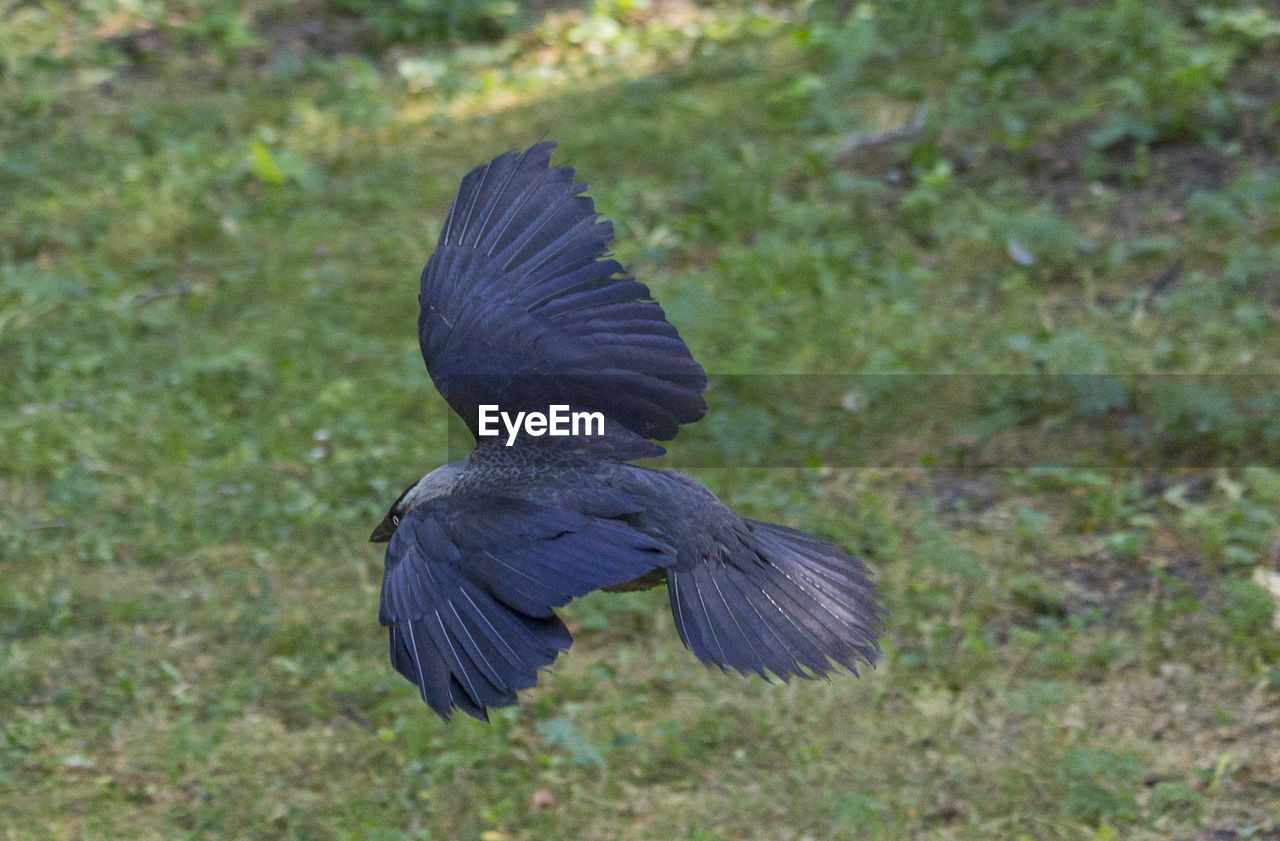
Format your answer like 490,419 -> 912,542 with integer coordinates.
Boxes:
3,1 -> 1280,838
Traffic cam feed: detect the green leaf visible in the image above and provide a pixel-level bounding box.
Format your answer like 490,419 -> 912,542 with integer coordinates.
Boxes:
535,717 -> 605,768
249,140 -> 286,185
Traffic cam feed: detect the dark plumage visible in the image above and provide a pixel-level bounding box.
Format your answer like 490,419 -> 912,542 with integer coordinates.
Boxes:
372,142 -> 884,720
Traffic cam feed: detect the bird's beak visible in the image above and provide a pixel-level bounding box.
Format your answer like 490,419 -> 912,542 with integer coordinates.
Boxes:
370,515 -> 397,543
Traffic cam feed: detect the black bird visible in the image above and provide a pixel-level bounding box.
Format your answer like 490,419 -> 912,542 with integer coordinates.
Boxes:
371,142 -> 883,720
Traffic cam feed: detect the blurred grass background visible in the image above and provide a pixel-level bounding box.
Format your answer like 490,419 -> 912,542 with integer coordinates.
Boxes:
2,1 -> 1280,838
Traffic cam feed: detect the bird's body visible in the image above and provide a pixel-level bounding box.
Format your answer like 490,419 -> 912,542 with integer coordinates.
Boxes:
372,143 -> 883,720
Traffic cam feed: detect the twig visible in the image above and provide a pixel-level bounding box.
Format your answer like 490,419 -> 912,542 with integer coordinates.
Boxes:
834,104 -> 930,163
131,281 -> 193,306
1131,258 -> 1184,327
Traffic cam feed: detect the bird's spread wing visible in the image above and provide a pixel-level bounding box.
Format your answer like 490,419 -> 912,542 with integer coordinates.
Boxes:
418,141 -> 707,443
379,495 -> 674,720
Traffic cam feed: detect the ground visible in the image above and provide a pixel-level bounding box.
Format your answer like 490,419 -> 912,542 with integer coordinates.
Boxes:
2,1 -> 1279,839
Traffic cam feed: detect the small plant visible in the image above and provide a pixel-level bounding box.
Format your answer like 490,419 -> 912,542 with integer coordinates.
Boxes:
1057,748 -> 1145,828
1148,780 -> 1206,824
330,0 -> 515,45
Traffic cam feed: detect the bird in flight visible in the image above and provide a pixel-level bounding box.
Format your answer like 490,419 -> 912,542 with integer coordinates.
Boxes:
371,142 -> 883,720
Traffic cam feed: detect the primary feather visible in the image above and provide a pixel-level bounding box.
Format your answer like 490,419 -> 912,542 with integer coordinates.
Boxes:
380,496 -> 674,720
418,141 -> 707,443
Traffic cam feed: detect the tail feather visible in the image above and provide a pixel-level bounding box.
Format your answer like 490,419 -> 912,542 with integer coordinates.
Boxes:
667,521 -> 883,681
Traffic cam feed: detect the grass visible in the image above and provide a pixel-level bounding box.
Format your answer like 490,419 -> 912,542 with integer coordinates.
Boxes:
2,0 -> 1280,838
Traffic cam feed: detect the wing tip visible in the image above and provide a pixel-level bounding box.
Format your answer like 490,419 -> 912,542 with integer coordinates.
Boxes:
419,141 -> 709,447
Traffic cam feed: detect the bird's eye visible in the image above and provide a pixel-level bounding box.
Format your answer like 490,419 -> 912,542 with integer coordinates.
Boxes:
392,515 -> 400,526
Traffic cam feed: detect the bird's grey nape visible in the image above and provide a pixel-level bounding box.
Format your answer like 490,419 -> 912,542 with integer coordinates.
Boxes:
371,462 -> 466,543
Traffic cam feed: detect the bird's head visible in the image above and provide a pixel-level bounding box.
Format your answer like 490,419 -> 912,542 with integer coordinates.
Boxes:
371,461 -> 465,542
